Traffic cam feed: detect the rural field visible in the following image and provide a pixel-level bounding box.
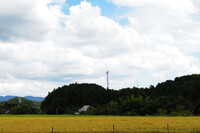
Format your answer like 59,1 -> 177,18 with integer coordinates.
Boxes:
0,115 -> 200,133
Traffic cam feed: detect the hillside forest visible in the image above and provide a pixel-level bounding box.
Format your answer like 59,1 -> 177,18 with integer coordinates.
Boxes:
41,74 -> 200,116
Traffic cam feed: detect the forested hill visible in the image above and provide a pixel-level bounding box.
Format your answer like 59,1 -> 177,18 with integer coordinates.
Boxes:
148,74 -> 200,98
41,74 -> 200,115
41,84 -> 109,114
0,97 -> 42,114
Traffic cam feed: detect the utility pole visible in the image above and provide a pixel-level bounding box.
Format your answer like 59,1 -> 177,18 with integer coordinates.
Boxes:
106,71 -> 109,90
18,97 -> 22,106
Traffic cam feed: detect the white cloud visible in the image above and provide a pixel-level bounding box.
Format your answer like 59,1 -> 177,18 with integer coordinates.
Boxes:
112,0 -> 200,54
0,76 -> 63,97
63,1 -> 142,58
110,0 -> 198,14
0,0 -> 66,41
51,0 -> 66,4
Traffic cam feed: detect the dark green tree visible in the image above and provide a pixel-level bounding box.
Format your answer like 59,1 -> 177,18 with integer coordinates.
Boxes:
10,104 -> 32,114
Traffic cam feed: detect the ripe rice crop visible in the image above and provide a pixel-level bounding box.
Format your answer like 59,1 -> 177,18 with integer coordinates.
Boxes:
0,115 -> 200,133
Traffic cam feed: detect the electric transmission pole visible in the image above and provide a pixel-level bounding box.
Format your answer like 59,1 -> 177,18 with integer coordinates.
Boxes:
106,71 -> 109,90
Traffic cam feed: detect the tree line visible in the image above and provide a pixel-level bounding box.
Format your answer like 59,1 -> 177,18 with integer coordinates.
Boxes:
41,74 -> 200,116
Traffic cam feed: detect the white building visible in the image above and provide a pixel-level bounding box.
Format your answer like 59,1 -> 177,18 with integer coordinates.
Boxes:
79,105 -> 90,112
75,105 -> 90,115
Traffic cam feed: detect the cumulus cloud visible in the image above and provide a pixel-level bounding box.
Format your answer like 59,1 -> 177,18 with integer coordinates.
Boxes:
111,0 -> 200,53
0,0 -> 200,96
0,0 -> 66,41
63,2 -> 142,58
110,0 -> 198,14
0,76 -> 63,96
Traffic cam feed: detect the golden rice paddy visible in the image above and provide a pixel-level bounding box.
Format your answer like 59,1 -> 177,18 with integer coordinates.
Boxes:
0,115 -> 200,133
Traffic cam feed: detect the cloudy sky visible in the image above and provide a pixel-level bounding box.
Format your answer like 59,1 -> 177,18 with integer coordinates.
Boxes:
0,0 -> 200,96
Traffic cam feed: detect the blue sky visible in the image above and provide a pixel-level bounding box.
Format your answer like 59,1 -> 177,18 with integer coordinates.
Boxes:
0,0 -> 200,96
63,0 -> 131,25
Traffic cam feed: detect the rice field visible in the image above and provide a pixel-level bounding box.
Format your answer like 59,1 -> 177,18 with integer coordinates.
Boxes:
0,115 -> 200,133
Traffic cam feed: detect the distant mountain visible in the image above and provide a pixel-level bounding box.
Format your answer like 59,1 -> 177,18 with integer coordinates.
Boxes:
0,96 -> 44,102
5,97 -> 41,108
24,96 -> 44,102
0,96 -> 16,101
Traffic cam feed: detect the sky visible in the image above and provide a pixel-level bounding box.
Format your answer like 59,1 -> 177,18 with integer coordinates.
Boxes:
0,0 -> 200,97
